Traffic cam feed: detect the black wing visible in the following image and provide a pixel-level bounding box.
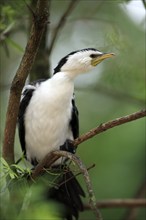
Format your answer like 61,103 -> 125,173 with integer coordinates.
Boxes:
18,79 -> 46,155
70,95 -> 79,139
18,88 -> 35,155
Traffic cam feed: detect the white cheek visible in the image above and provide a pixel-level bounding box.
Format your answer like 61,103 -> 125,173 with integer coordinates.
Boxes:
79,58 -> 93,71
61,61 -> 73,71
80,57 -> 90,65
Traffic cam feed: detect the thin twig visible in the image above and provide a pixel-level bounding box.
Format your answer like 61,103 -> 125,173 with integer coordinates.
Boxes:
47,0 -> 79,56
58,163 -> 95,187
0,23 -> 15,42
73,109 -> 146,146
31,151 -> 102,220
52,151 -> 102,220
84,199 -> 146,209
30,108 -> 146,218
24,0 -> 36,18
30,155 -> 59,180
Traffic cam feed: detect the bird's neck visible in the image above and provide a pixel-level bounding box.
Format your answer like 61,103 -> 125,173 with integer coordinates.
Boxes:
52,71 -> 79,81
50,72 -> 74,100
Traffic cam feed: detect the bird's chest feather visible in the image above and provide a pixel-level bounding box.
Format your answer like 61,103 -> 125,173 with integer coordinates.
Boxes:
24,79 -> 74,162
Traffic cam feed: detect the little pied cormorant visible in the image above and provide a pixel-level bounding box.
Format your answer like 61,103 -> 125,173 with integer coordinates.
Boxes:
18,48 -> 114,220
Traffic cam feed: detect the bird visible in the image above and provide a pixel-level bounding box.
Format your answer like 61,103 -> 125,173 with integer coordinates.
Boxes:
18,48 -> 114,220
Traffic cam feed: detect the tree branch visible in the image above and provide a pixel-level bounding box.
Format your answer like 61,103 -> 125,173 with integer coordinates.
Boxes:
29,0 -> 51,80
30,109 -> 146,193
30,109 -> 145,218
31,150 -> 102,220
84,199 -> 146,209
2,0 -> 49,164
73,109 -> 146,146
30,149 -> 145,217
47,0 -> 79,56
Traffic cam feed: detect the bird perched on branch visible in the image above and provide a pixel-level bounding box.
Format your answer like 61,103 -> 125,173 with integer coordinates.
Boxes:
18,48 -> 114,220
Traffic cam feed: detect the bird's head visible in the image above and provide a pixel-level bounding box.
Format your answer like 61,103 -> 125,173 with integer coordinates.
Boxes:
54,48 -> 115,78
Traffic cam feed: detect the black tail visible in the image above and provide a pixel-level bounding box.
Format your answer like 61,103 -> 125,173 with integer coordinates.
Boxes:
48,166 -> 85,220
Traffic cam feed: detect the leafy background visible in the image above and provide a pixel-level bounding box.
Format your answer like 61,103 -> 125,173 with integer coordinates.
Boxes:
0,0 -> 145,220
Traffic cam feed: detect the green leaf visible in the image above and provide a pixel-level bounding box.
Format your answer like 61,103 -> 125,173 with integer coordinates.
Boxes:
11,164 -> 24,173
5,37 -> 24,53
1,157 -> 10,169
9,171 -> 16,179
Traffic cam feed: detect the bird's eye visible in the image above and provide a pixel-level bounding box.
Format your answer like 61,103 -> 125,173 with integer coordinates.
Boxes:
90,54 -> 99,58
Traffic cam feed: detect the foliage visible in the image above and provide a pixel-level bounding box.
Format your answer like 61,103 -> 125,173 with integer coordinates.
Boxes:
0,0 -> 30,55
0,157 -> 66,220
0,5 -> 15,31
1,157 -> 31,179
0,0 -> 30,32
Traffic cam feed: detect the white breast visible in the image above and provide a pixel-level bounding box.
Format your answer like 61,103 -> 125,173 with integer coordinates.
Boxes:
24,73 -> 74,163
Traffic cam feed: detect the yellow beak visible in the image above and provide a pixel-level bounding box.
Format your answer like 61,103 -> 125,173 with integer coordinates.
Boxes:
91,53 -> 115,66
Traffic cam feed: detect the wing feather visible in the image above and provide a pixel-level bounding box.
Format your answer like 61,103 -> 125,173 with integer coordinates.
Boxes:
70,95 -> 79,139
18,79 -> 46,155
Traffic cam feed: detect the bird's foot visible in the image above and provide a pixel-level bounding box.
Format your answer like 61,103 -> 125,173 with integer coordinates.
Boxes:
60,139 -> 76,154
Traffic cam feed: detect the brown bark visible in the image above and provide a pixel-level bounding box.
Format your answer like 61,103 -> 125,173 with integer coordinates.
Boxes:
84,199 -> 146,209
2,0 -> 49,164
74,109 -> 146,146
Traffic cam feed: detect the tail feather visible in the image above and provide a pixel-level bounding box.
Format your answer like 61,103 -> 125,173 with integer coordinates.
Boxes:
48,166 -> 85,220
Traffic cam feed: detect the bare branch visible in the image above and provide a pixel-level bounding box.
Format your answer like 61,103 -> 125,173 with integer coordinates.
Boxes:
58,163 -> 96,187
30,153 -> 60,180
30,109 -> 146,218
84,199 -> 146,209
73,109 -> 146,146
47,0 -> 79,56
2,0 -> 49,164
